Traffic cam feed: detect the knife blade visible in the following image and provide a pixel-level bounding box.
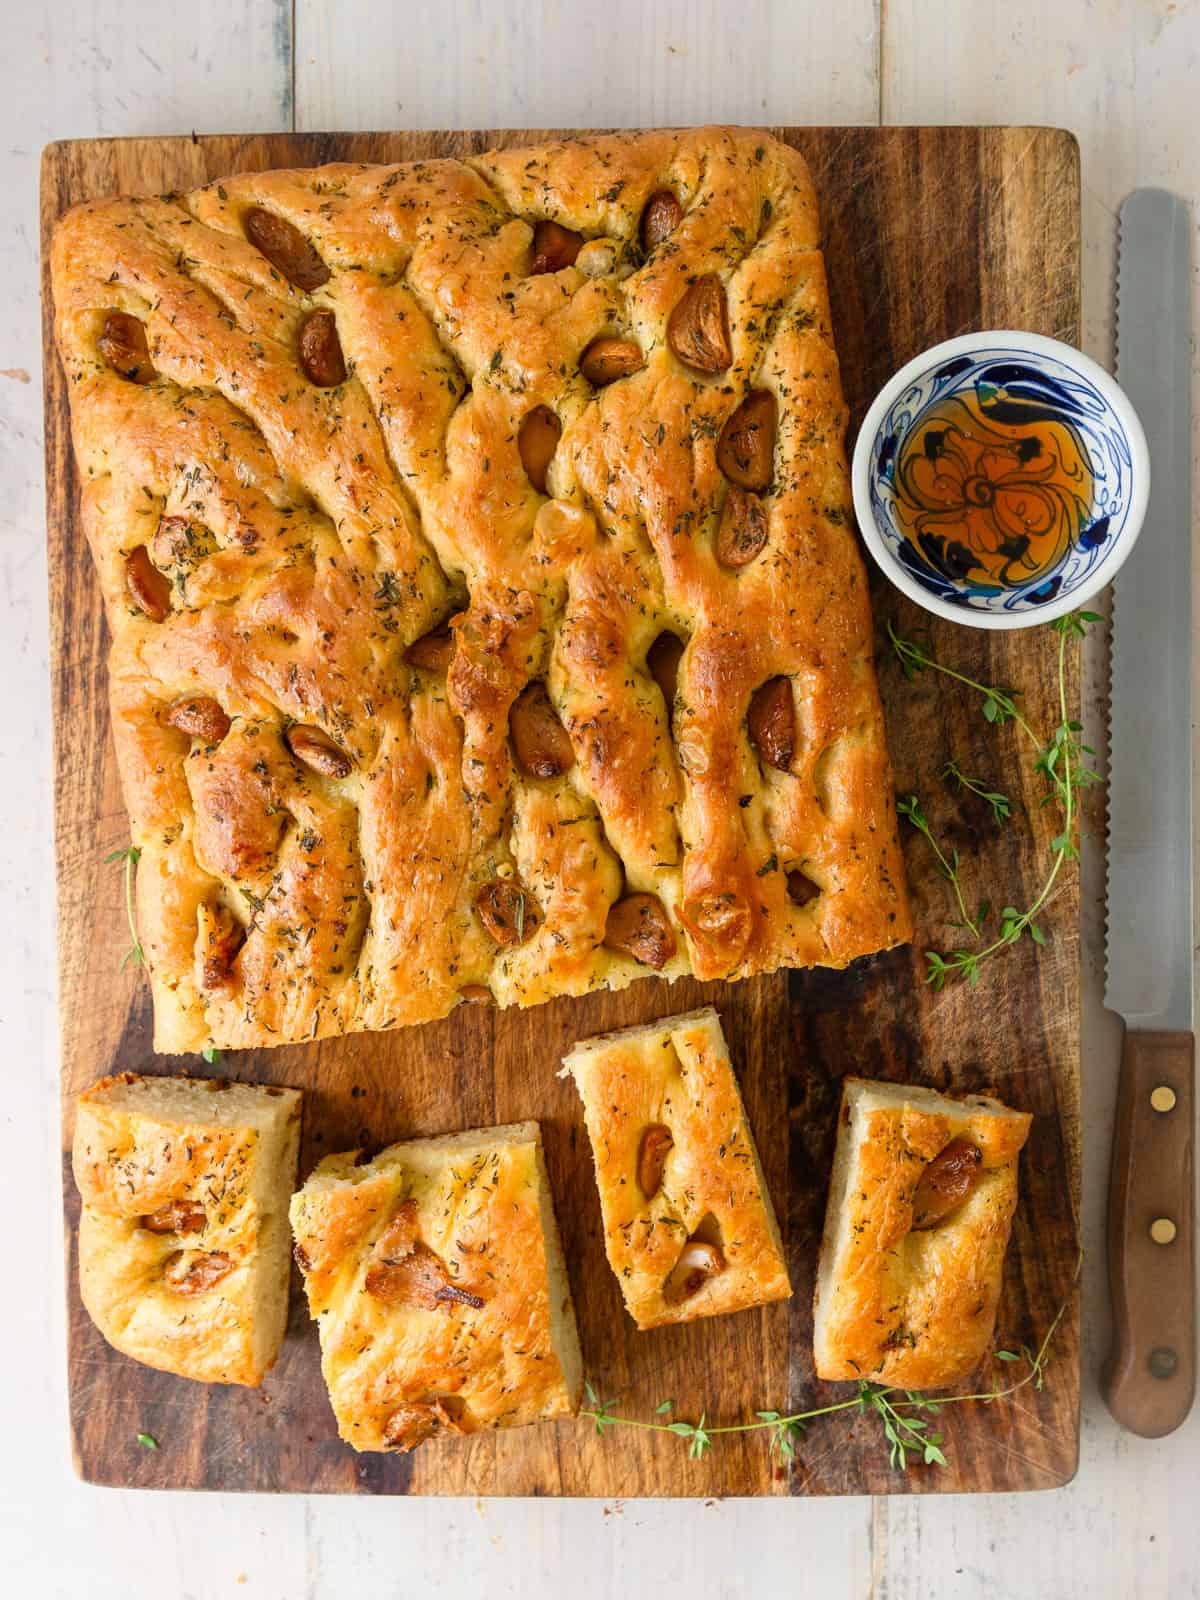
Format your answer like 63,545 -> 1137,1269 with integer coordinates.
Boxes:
1103,187 -> 1195,1438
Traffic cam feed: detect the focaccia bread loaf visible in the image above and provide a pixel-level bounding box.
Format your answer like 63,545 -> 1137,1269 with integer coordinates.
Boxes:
290,1121 -> 581,1452
72,1072 -> 302,1386
562,1006 -> 791,1328
51,127 -> 911,1053
813,1077 -> 1032,1388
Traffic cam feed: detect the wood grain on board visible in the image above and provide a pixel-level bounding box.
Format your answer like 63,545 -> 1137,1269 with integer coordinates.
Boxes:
41,125 -> 1081,1497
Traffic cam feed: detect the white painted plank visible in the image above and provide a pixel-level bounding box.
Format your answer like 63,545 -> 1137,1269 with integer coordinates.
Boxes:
302,1495 -> 877,1598
881,3 -> 1200,1598
34,0 -> 293,138
294,0 -> 880,131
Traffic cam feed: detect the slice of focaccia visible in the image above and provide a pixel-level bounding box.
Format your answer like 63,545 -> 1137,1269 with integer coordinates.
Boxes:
813,1077 -> 1032,1388
562,1006 -> 791,1329
72,1072 -> 302,1386
289,1121 -> 581,1453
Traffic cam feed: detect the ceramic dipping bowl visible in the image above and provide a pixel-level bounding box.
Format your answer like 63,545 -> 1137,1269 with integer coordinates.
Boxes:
850,331 -> 1149,629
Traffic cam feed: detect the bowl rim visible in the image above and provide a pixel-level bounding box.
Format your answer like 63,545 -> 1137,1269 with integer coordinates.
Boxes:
850,329 -> 1151,631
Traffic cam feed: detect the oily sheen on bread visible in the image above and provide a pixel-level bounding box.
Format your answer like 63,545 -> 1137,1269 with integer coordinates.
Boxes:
562,1007 -> 791,1328
72,1073 -> 301,1386
290,1121 -> 581,1452
50,127 -> 910,1053
813,1077 -> 1032,1388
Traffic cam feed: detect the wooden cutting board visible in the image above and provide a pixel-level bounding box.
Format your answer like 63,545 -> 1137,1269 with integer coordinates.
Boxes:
41,125 -> 1081,1497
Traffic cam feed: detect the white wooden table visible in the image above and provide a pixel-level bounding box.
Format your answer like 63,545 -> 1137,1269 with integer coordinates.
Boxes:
4,2 -> 1198,1594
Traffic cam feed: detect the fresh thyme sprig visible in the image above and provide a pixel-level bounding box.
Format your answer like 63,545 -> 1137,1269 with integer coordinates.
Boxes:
581,1276 -> 1071,1472
942,758 -> 1013,826
105,845 -> 144,969
888,611 -> 1101,988
896,794 -> 981,940
862,1386 -> 947,1470
888,621 -> 1041,746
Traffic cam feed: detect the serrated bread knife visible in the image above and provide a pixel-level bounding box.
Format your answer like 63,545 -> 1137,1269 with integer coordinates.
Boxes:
1103,189 -> 1195,1438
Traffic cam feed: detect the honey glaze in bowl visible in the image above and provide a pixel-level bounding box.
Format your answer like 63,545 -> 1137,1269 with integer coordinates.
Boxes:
852,332 -> 1149,629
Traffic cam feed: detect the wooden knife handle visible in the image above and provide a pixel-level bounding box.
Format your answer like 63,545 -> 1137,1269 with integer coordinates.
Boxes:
1103,1029 -> 1196,1437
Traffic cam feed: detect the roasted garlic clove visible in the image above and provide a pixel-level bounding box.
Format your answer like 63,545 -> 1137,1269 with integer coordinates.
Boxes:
125,546 -> 172,622
244,205 -> 330,291
404,625 -> 455,673
716,487 -> 768,569
668,274 -> 732,375
365,1201 -> 485,1311
299,308 -> 347,387
162,1249 -> 233,1295
98,311 -> 155,384
382,1400 -> 464,1452
580,336 -> 644,387
910,1137 -> 983,1230
198,903 -> 246,994
286,723 -> 353,779
664,1238 -> 726,1304
640,189 -> 683,253
476,879 -> 540,947
509,681 -> 574,778
166,696 -> 231,745
531,219 -> 584,274
717,390 -> 777,491
457,985 -> 494,1005
604,892 -> 677,970
637,1123 -> 674,1199
141,1201 -> 206,1234
748,676 -> 795,771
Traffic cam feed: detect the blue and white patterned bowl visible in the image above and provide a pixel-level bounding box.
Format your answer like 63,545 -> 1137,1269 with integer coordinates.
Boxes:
850,331 -> 1149,629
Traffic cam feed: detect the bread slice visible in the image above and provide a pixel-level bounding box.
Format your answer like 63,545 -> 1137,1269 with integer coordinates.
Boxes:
562,1006 -> 791,1329
290,1121 -> 582,1452
72,1072 -> 302,1386
813,1077 -> 1032,1388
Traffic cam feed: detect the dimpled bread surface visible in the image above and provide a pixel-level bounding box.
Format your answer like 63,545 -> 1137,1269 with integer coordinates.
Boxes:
72,1073 -> 302,1386
51,127 -> 911,1053
563,1006 -> 792,1329
289,1122 -> 581,1452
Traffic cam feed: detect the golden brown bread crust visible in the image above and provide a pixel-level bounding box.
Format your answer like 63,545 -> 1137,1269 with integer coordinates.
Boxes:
813,1078 -> 1033,1388
562,1007 -> 791,1328
73,1072 -> 302,1386
51,128 -> 911,1052
290,1122 -> 581,1452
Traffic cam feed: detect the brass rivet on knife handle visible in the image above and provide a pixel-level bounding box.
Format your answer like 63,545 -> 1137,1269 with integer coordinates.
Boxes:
1102,1029 -> 1196,1437
1150,1348 -> 1180,1380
